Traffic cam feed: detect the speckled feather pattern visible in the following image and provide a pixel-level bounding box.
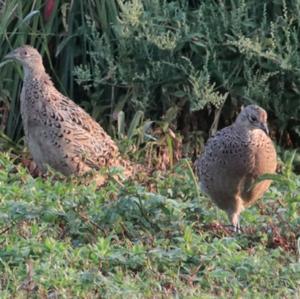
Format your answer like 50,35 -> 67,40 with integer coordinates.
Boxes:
195,105 -> 277,227
12,46 -> 133,177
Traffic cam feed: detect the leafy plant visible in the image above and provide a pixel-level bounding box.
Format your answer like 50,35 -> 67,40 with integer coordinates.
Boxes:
2,0 -> 300,150
0,152 -> 299,298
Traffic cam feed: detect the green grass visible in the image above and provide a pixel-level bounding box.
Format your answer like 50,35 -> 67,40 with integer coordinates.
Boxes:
0,153 -> 299,298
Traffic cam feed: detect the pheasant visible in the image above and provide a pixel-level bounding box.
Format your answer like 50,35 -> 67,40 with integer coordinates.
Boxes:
4,45 -> 133,180
195,105 -> 277,231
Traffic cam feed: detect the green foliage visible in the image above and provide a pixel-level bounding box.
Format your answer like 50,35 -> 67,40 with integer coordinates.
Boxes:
0,0 -> 89,140
74,0 -> 300,139
1,0 -> 300,146
1,2 -> 300,296
74,0 -> 229,125
0,2 -> 299,296
0,152 -> 299,298
116,110 -> 154,156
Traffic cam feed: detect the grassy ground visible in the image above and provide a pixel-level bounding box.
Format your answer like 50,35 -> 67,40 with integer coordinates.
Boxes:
0,152 -> 299,298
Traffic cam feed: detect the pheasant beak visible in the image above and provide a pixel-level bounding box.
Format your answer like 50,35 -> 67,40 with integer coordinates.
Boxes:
260,122 -> 269,135
4,50 -> 18,61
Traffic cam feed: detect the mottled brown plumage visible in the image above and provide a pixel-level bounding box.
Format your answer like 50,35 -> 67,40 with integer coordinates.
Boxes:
5,45 -> 133,178
195,105 -> 277,231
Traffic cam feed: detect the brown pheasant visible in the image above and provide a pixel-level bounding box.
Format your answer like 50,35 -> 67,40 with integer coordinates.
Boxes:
4,45 -> 133,180
195,105 -> 277,231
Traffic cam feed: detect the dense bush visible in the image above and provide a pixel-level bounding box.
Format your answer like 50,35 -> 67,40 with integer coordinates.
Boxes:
74,0 -> 300,145
1,0 -> 300,148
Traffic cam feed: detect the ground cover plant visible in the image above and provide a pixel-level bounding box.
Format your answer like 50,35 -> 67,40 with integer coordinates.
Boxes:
0,152 -> 299,298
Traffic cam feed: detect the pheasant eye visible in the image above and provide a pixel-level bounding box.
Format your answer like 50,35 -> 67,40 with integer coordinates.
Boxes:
249,115 -> 257,122
23,50 -> 28,56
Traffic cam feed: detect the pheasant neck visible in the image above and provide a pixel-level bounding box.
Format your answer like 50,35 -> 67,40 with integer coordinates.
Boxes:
23,64 -> 46,80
